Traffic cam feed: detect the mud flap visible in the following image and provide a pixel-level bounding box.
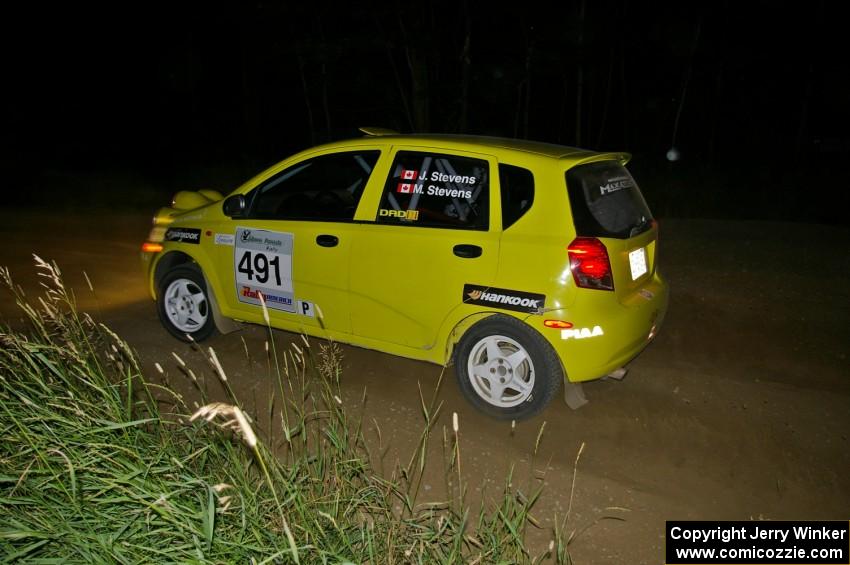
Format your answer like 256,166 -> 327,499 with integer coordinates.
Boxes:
203,273 -> 241,334
603,367 -> 628,381
563,381 -> 588,410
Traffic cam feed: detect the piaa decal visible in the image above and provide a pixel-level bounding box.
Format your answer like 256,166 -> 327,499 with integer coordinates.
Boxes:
561,326 -> 604,340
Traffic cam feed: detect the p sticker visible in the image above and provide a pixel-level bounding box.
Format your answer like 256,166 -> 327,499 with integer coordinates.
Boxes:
297,300 -> 315,317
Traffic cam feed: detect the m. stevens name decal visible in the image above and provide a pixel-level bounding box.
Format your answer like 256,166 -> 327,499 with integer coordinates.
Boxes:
164,227 -> 201,244
463,284 -> 545,314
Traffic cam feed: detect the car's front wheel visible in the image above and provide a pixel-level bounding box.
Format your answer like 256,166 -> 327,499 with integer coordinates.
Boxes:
454,315 -> 562,420
157,265 -> 217,342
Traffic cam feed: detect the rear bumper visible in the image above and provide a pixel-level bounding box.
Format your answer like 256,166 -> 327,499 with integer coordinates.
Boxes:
529,272 -> 669,382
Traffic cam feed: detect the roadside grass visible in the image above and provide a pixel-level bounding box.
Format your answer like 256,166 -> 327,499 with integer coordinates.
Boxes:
0,257 -> 588,563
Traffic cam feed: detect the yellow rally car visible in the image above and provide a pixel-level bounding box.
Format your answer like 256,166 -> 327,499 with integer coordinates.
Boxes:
141,129 -> 668,419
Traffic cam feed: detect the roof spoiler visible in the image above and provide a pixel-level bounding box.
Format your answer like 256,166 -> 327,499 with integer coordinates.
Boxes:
359,126 -> 399,136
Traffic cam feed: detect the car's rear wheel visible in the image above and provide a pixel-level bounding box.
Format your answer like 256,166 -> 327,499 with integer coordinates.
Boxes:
157,265 -> 217,342
454,314 -> 562,420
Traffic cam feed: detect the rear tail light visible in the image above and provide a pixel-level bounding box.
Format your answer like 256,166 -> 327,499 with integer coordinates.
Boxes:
568,237 -> 614,291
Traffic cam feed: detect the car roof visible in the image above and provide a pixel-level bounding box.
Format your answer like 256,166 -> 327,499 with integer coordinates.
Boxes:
321,132 -> 606,161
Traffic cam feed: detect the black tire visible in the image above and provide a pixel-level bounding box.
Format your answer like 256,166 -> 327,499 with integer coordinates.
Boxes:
157,265 -> 217,342
453,314 -> 563,420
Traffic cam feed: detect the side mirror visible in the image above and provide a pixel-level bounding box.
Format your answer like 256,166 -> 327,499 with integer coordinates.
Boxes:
223,194 -> 246,218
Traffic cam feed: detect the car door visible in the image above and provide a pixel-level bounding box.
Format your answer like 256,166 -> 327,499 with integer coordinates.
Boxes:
212,148 -> 383,335
348,147 -> 500,349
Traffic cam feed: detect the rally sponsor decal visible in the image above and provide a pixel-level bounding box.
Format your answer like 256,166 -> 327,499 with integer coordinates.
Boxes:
561,326 -> 604,340
378,208 -> 419,221
463,284 -> 545,314
164,227 -> 201,244
240,286 -> 293,308
234,227 -> 295,313
598,175 -> 634,195
215,233 -> 235,246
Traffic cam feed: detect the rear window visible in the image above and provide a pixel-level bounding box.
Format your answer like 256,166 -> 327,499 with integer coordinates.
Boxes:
499,164 -> 534,230
565,161 -> 653,238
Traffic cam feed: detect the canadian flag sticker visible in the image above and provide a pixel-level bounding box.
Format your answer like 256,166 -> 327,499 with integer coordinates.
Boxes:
397,183 -> 413,193
400,169 -> 417,180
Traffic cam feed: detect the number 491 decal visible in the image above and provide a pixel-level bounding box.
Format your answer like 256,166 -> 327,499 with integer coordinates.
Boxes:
237,251 -> 282,286
234,228 -> 295,312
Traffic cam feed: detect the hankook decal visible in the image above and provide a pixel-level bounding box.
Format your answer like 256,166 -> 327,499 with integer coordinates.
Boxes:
164,227 -> 201,244
463,284 -> 545,314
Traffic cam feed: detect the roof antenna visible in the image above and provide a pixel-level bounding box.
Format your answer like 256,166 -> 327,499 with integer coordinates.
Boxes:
359,127 -> 399,136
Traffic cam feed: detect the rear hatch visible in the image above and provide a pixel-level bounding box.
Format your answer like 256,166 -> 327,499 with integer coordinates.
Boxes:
565,159 -> 657,303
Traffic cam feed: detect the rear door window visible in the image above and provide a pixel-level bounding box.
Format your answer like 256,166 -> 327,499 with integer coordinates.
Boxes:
565,161 -> 653,238
376,151 -> 489,230
499,164 -> 534,230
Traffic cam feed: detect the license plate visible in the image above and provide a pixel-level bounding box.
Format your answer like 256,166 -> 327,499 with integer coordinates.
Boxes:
629,247 -> 647,280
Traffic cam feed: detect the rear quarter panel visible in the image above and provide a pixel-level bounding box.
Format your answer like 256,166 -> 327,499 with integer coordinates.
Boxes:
492,155 -> 578,311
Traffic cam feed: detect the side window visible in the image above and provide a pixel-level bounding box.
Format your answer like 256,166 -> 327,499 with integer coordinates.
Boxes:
376,151 -> 489,230
499,164 -> 534,229
249,151 -> 380,221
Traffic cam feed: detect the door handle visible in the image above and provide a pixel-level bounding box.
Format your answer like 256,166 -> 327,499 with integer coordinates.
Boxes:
453,244 -> 482,258
316,234 -> 339,247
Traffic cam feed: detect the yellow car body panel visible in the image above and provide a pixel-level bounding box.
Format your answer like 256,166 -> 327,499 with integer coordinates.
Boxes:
348,145 -> 500,353
142,133 -> 669,413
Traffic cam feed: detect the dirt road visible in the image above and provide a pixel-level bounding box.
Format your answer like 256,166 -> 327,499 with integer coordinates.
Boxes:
2,209 -> 848,564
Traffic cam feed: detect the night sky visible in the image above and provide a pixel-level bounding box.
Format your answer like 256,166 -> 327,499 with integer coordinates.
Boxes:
3,1 -> 847,223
